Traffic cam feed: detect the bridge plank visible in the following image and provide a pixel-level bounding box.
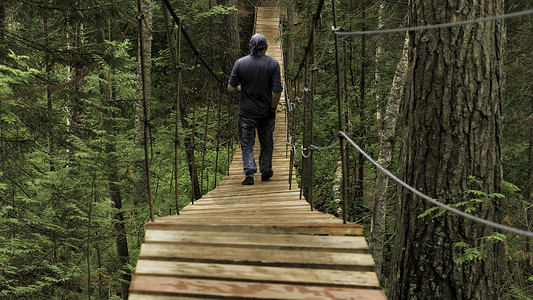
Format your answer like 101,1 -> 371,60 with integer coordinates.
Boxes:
130,276 -> 386,299
144,229 -> 369,251
147,222 -> 363,235
134,260 -> 379,288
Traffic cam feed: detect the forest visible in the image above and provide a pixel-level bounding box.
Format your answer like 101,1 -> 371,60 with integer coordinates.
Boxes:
0,0 -> 532,299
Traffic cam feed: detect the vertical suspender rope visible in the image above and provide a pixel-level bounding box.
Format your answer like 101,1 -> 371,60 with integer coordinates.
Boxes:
190,99 -> 196,204
189,56 -> 202,205
200,93 -> 211,195
173,16 -> 182,215
227,103 -> 236,176
332,0 -> 348,224
200,0 -> 214,195
299,69 -> 306,200
138,0 -> 155,222
277,5 -> 290,160
214,96 -> 222,187
288,76 -> 298,190
309,28 -> 316,211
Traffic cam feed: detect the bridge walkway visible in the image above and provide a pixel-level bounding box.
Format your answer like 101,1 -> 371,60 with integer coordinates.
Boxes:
128,6 -> 386,299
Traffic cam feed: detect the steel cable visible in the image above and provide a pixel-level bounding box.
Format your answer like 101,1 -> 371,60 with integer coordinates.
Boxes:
339,131 -> 533,238
336,9 -> 533,36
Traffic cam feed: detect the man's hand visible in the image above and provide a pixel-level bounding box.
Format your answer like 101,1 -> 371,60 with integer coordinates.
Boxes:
268,107 -> 276,119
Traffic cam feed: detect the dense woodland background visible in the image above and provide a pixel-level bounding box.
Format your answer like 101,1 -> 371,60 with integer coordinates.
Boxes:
0,0 -> 532,299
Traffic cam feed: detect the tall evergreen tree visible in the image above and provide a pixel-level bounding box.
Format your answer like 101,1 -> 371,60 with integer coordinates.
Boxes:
133,0 -> 153,207
388,0 -> 505,298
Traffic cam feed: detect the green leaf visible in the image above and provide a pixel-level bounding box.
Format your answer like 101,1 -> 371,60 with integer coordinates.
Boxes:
481,232 -> 506,242
487,193 -> 505,199
418,206 -> 439,218
453,241 -> 470,248
464,189 -> 486,196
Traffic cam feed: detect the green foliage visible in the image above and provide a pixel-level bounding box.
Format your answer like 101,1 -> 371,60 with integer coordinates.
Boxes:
452,232 -> 506,265
194,5 -> 237,21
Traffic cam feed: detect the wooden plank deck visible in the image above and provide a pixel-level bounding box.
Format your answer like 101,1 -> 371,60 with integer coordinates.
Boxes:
129,6 -> 386,299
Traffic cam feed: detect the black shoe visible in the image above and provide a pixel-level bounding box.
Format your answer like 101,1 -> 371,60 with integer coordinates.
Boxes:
242,176 -> 254,185
261,171 -> 273,181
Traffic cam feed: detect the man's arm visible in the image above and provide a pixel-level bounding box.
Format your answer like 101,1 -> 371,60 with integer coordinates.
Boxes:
271,92 -> 281,109
227,84 -> 241,94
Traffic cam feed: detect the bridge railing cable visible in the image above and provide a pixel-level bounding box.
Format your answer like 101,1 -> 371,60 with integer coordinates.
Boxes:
335,9 -> 533,36
160,0 -> 226,86
338,131 -> 533,239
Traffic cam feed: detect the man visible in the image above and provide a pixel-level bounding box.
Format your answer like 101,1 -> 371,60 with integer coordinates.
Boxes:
227,33 -> 283,185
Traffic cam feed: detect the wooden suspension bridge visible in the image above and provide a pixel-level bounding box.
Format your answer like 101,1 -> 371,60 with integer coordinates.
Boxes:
129,6 -> 386,299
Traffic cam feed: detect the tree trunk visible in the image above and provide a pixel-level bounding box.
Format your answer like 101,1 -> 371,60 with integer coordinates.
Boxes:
354,1 -> 366,215
526,113 -> 532,206
133,0 -> 153,206
286,3 -> 295,68
42,18 -> 55,172
370,33 -> 409,277
332,161 -> 343,216
66,11 -> 84,141
0,2 -> 5,60
388,1 -> 505,299
180,103 -> 202,202
374,1 -> 385,121
97,25 -> 131,299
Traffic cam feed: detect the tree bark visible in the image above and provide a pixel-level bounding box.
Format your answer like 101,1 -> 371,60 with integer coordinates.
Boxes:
389,1 -> 505,299
354,1 -> 366,215
374,1 -> 385,122
133,0 -> 153,206
370,33 -> 409,277
66,10 -> 84,136
0,2 -> 5,60
286,3 -> 295,68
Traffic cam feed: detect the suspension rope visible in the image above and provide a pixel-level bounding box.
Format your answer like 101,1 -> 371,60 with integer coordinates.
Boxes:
294,0 -> 326,82
160,0 -> 226,85
336,9 -> 533,36
339,131 -> 533,238
138,0 -> 155,222
309,140 -> 339,151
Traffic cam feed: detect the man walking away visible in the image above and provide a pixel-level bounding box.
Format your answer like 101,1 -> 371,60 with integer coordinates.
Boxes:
227,33 -> 283,185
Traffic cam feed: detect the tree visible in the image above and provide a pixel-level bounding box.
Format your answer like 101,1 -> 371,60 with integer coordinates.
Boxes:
133,0 -> 153,207
388,1 -> 506,298
370,33 -> 409,278
96,21 -> 131,299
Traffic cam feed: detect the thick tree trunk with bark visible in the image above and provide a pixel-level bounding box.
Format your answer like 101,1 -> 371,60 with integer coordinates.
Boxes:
389,1 -> 505,299
133,0 -> 153,206
370,33 -> 409,277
